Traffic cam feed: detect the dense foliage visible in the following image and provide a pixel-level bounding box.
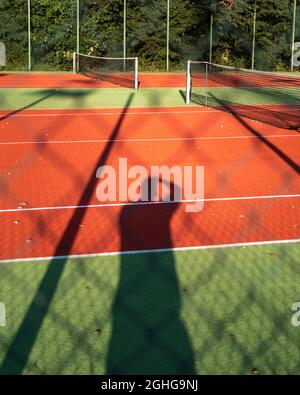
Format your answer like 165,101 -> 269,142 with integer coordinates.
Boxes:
0,0 -> 299,71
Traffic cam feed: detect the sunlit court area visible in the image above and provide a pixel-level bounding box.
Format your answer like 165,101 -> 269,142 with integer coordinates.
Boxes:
1,0 -> 300,376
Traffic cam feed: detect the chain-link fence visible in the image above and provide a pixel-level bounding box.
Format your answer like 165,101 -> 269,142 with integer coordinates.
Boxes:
0,89 -> 300,373
0,0 -> 299,72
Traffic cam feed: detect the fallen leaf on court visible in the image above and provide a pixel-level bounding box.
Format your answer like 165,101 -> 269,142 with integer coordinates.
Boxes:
18,201 -> 28,209
267,252 -> 277,257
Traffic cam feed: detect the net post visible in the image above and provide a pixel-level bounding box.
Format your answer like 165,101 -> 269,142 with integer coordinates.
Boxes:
205,62 -> 208,107
186,60 -> 191,104
73,52 -> 76,74
134,57 -> 138,91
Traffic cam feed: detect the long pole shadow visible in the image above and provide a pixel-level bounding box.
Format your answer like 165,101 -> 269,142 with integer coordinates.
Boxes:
190,70 -> 300,130
0,93 -> 134,375
208,91 -> 299,174
0,91 -> 57,122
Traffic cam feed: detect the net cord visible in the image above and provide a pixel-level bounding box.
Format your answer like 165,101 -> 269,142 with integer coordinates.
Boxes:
74,52 -> 137,61
187,61 -> 300,81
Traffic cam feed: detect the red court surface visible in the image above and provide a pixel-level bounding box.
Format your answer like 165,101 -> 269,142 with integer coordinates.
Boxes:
0,73 -> 186,88
0,107 -> 299,261
1,71 -> 299,89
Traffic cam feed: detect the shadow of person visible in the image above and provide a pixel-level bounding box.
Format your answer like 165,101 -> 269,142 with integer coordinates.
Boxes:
106,177 -> 196,374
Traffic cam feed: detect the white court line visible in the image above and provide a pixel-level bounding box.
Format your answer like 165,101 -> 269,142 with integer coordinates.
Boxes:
0,238 -> 299,264
0,106 -> 299,118
0,133 -> 300,146
1,193 -> 300,214
0,109 -> 217,118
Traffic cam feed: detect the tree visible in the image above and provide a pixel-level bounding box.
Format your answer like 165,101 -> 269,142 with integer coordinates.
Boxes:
0,0 -> 296,71
0,0 -> 28,70
211,0 -> 293,70
31,0 -> 76,70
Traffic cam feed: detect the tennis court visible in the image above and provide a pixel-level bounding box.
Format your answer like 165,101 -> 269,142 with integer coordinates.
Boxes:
0,59 -> 300,375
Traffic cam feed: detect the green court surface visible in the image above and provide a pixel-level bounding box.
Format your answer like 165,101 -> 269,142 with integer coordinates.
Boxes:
1,86 -> 300,112
1,243 -> 300,375
0,88 -> 187,110
192,87 -> 300,106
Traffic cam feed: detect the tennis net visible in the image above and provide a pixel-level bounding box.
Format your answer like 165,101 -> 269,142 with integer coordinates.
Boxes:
186,61 -> 300,130
73,52 -> 139,90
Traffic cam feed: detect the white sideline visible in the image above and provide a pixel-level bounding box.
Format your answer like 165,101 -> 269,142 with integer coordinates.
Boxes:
0,133 -> 300,146
1,193 -> 300,213
0,238 -> 299,264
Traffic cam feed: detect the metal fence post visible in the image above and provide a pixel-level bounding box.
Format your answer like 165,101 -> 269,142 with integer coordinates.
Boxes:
209,13 -> 213,63
77,0 -> 80,54
251,2 -> 257,70
28,0 -> 31,71
166,0 -> 170,71
124,0 -> 127,59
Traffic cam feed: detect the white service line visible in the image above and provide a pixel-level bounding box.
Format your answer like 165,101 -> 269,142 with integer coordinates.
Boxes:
1,193 -> 300,214
0,238 -> 299,264
0,133 -> 300,146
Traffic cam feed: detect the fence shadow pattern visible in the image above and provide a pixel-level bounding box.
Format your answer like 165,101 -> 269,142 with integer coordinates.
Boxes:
0,87 -> 300,374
